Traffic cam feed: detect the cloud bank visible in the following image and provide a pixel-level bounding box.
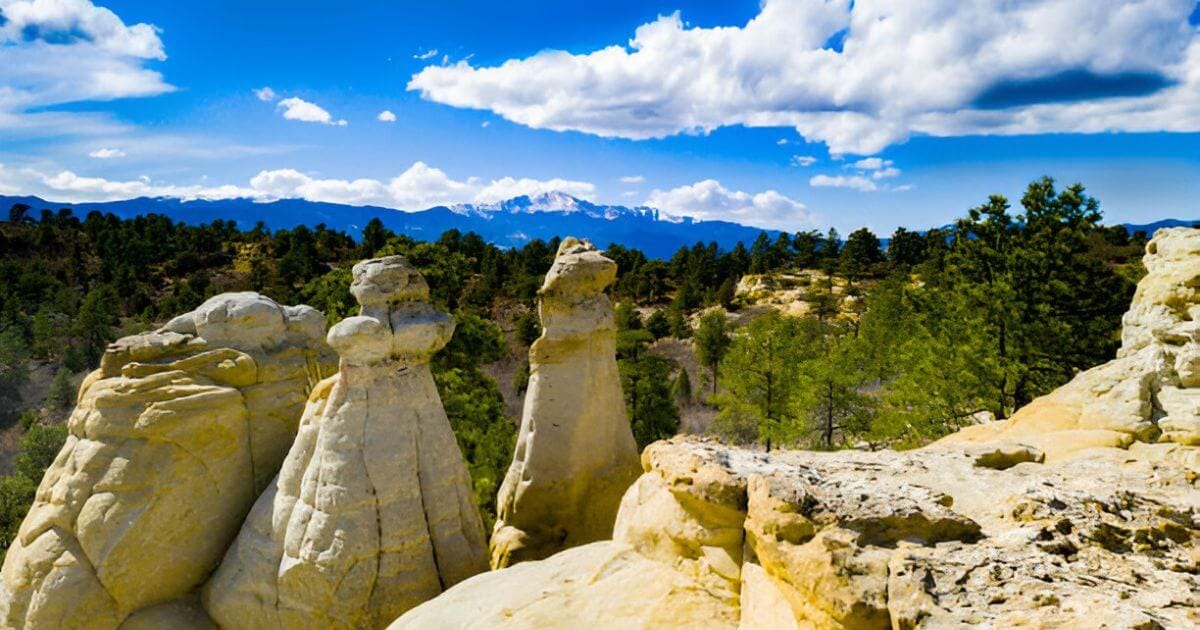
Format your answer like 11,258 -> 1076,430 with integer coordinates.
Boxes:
408,0 -> 1200,155
0,0 -> 172,130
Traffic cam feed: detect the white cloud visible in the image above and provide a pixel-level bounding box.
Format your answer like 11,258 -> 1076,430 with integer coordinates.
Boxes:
480,120 -> 490,128
852,157 -> 886,171
88,147 -> 125,159
776,138 -> 789,145
475,177 -> 595,203
0,0 -> 172,130
409,0 -> 1200,155
254,86 -> 277,102
791,155 -> 818,167
277,97 -> 347,126
619,175 -> 646,184
414,48 -> 438,60
645,179 -> 813,230
377,109 -> 397,122
809,174 -> 878,192
386,161 -> 479,208
872,167 -> 900,180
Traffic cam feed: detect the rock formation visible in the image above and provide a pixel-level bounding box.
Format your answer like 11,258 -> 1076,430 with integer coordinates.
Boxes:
395,228 -> 1200,629
394,436 -> 1198,628
490,238 -> 642,568
944,227 -> 1200,461
203,256 -> 488,629
0,293 -> 333,629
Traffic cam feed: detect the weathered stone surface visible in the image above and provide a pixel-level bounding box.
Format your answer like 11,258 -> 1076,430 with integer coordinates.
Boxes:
0,293 -> 333,629
945,227 -> 1200,460
203,256 -> 487,629
490,238 -> 642,568
391,542 -> 735,630
396,437 -> 1198,628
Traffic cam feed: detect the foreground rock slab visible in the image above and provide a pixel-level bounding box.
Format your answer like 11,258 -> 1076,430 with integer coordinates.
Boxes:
395,437 -> 1199,628
490,238 -> 641,568
0,293 -> 333,629
204,257 -> 488,629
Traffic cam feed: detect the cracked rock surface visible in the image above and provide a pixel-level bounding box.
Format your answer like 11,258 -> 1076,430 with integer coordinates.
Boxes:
395,437 -> 1198,629
203,257 -> 487,629
0,293 -> 334,629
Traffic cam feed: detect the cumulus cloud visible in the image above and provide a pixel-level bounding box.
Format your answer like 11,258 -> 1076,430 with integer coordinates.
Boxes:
645,179 -> 813,230
791,155 -> 818,167
377,110 -> 397,122
277,97 -> 347,126
0,0 -> 172,129
809,174 -> 878,192
408,0 -> 1200,154
619,175 -> 646,184
254,87 -> 277,102
88,147 -> 125,159
476,177 -> 596,203
849,157 -> 901,180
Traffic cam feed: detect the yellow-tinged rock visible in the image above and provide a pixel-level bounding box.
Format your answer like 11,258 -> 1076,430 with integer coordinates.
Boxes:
203,256 -> 488,630
491,238 -> 642,568
0,293 -> 334,629
391,542 -> 736,630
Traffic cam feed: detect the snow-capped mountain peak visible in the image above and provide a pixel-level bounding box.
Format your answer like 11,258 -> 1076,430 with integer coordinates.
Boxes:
449,192 -> 678,223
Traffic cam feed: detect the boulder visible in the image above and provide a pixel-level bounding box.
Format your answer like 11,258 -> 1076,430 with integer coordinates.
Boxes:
203,256 -> 488,629
0,293 -> 334,629
393,437 -> 1198,628
943,227 -> 1200,460
490,238 -> 641,568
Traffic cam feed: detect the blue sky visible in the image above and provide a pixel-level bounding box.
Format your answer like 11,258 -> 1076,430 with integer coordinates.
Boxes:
1,0 -> 1198,234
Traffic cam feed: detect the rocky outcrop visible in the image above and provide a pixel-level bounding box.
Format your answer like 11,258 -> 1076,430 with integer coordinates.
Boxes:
945,227 -> 1200,459
490,238 -> 641,568
203,256 -> 488,629
395,437 -> 1199,628
0,293 -> 333,629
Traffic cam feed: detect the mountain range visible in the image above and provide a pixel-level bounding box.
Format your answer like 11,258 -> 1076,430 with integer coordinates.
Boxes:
1,192 -> 1194,259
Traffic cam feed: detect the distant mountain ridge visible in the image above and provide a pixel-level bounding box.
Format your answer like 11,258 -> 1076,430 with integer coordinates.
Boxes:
0,192 -> 772,259
1,193 -> 1194,259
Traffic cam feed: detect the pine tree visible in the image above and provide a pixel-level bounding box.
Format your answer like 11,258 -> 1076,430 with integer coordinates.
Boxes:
46,368 -> 75,411
693,311 -> 731,396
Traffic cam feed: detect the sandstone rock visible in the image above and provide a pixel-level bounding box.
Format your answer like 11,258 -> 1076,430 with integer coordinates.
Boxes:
391,542 -> 735,630
0,293 -> 333,630
397,437 -> 1199,628
203,256 -> 488,629
943,227 -> 1200,459
490,238 -> 641,568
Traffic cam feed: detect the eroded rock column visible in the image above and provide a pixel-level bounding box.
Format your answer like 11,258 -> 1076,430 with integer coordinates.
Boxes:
203,256 -> 487,629
0,293 -> 334,629
490,238 -> 641,568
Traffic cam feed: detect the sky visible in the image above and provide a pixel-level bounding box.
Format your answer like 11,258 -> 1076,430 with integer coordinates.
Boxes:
0,0 -> 1198,234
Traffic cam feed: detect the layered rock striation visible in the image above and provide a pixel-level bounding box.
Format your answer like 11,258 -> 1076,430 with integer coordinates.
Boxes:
944,227 -> 1200,460
395,437 -> 1198,628
0,293 -> 333,629
203,256 -> 488,629
490,238 -> 641,568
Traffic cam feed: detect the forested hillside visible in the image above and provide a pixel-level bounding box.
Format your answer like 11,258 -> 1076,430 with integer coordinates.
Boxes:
0,177 -> 1153,552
